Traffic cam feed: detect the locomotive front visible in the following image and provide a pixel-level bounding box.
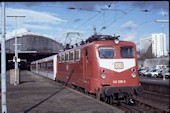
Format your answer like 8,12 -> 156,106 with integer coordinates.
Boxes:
90,35 -> 143,103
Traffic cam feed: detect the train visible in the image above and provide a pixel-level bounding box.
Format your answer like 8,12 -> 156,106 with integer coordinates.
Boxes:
30,34 -> 143,104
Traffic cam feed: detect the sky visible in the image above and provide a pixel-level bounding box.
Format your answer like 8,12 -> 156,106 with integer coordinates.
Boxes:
0,1 -> 169,51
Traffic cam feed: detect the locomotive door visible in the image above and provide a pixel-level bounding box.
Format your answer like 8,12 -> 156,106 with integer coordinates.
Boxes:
83,47 -> 90,80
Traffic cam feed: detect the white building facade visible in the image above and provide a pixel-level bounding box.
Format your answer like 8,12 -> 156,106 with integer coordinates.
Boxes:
152,33 -> 167,57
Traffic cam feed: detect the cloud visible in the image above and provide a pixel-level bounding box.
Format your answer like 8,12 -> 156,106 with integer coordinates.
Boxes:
23,23 -> 54,30
5,8 -> 67,24
63,2 -> 112,10
121,21 -> 137,30
159,10 -> 169,16
0,7 -> 68,43
73,18 -> 82,23
7,2 -> 45,7
123,32 -> 137,41
6,28 -> 29,40
129,1 -> 169,12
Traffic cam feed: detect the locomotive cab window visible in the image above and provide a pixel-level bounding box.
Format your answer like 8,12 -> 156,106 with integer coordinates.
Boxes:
98,47 -> 114,59
120,46 -> 134,58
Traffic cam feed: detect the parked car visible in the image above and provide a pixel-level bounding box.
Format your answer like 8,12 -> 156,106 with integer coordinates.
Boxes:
161,68 -> 170,78
138,69 -> 149,76
142,70 -> 151,76
146,69 -> 162,78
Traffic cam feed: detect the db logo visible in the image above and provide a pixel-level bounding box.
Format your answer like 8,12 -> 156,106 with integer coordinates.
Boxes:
114,62 -> 124,69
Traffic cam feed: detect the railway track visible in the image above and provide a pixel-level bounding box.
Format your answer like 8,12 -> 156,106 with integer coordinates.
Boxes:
58,81 -> 170,113
135,90 -> 170,113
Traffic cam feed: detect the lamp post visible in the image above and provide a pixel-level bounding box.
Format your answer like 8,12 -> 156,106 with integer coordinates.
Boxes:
155,20 -> 169,80
1,2 -> 7,113
155,20 -> 169,56
7,15 -> 25,85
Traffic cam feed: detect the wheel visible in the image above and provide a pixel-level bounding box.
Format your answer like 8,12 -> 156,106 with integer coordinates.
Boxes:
108,96 -> 114,105
96,92 -> 101,100
153,74 -> 157,78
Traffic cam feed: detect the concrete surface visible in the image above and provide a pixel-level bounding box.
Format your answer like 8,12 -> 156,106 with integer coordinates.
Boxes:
0,70 -> 124,113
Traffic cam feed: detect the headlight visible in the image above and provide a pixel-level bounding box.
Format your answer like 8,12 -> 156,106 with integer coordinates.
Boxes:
114,39 -> 119,44
131,73 -> 136,78
101,74 -> 106,79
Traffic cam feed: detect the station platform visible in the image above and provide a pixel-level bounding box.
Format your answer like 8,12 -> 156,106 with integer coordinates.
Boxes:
139,76 -> 169,86
139,76 -> 169,95
0,70 -> 124,113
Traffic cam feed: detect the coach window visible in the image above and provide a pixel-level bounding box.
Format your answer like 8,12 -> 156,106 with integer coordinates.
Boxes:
47,62 -> 53,71
120,46 -> 134,58
65,53 -> 69,62
75,49 -> 80,61
41,63 -> 46,70
38,63 -> 41,70
69,51 -> 74,61
98,47 -> 114,59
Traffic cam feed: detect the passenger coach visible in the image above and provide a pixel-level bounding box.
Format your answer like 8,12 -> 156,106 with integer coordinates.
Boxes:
30,54 -> 57,80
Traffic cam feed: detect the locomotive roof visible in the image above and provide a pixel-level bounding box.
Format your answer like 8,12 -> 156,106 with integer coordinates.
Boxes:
59,35 -> 136,54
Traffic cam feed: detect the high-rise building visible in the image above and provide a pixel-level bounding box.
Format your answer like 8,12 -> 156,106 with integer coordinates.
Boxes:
140,37 -> 152,54
152,33 -> 167,57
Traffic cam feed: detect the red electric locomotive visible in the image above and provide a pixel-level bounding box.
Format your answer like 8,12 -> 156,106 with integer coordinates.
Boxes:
56,34 -> 143,104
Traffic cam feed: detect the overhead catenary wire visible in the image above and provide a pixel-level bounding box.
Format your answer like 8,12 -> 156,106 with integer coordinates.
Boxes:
100,1 -> 144,32
71,11 -> 101,32
55,10 -> 81,44
115,14 -> 167,35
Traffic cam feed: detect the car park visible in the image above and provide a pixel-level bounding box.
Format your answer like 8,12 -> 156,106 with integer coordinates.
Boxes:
147,69 -> 163,78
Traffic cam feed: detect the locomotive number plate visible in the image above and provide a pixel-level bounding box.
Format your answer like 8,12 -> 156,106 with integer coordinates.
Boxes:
114,62 -> 124,69
113,80 -> 126,84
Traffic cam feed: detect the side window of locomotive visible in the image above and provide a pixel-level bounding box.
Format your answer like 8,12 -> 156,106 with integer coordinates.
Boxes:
69,51 -> 74,61
75,49 -> 80,61
98,47 -> 114,59
62,54 -> 65,62
58,55 -> 62,63
120,46 -> 134,58
65,53 -> 69,62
